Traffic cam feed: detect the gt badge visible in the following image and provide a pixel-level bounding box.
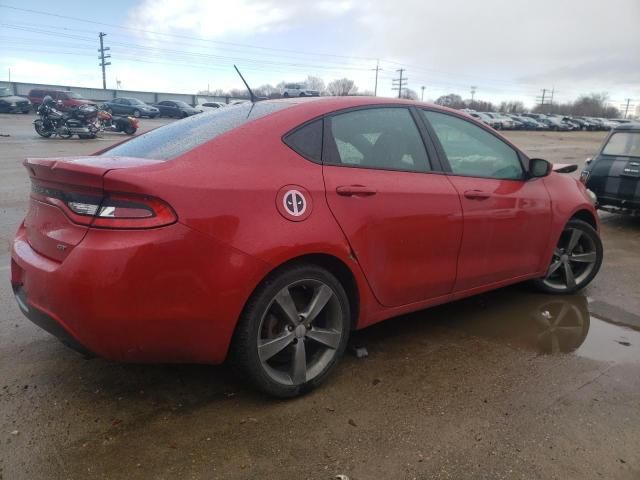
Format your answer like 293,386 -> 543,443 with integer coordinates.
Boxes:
277,185 -> 312,221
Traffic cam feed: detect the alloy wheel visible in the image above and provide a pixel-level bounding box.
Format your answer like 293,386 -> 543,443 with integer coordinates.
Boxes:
543,227 -> 598,291
257,279 -> 344,386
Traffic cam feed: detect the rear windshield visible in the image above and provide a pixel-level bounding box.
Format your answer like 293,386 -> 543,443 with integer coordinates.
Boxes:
602,132 -> 640,158
102,101 -> 292,160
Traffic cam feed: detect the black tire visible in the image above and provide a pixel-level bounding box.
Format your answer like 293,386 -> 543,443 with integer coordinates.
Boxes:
34,120 -> 52,138
232,264 -> 351,398
283,92 -> 289,97
182,111 -> 188,118
133,109 -> 141,118
532,219 -> 603,294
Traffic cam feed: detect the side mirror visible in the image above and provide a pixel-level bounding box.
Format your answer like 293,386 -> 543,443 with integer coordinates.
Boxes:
529,158 -> 552,178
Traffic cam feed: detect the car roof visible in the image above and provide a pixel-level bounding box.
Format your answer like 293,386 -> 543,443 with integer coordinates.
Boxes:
613,122 -> 640,131
263,95 -> 469,116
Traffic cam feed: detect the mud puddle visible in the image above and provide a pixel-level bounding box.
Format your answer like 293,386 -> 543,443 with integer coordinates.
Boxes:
390,287 -> 640,363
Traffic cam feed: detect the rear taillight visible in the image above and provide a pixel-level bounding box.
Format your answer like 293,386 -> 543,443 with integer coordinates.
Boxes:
31,183 -> 176,229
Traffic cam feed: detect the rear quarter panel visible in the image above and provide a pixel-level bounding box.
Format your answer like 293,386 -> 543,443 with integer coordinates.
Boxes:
103,109 -> 378,330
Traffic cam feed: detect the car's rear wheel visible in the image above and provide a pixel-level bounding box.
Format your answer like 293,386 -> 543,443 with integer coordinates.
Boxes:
533,219 -> 602,294
233,264 -> 350,398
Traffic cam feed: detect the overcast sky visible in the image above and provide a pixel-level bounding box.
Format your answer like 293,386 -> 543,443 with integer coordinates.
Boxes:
0,0 -> 638,108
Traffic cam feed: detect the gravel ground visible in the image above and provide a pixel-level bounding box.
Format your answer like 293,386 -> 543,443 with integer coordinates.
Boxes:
1,113 -> 638,480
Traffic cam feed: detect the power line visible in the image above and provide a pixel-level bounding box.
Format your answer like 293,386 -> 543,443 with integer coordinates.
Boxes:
0,5 -> 380,63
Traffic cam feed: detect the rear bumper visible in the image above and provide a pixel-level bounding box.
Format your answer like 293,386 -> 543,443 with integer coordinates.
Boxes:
13,283 -> 94,357
11,221 -> 270,364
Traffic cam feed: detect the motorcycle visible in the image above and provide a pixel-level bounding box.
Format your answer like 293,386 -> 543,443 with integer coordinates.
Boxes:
34,99 -> 100,139
97,107 -> 138,135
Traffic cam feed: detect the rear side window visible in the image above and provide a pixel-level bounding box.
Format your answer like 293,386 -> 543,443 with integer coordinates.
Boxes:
283,120 -> 323,163
103,101 -> 292,160
602,132 -> 640,158
325,108 -> 430,172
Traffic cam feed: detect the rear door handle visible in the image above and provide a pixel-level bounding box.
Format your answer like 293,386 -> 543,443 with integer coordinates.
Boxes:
336,185 -> 377,197
463,189 -> 491,200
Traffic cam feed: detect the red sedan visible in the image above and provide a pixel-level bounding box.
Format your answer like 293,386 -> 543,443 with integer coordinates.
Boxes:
11,97 -> 603,397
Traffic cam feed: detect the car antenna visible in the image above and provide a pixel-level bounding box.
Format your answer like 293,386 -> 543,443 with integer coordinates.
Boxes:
234,65 -> 266,103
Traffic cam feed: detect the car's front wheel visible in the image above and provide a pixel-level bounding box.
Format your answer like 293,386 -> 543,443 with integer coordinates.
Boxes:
533,219 -> 602,294
233,264 -> 350,398
133,109 -> 141,118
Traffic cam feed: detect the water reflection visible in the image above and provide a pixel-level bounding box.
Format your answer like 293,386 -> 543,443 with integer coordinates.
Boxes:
429,287 -> 640,362
437,289 -> 592,354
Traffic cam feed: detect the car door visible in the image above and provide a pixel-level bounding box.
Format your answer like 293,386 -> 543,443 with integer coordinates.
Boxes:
111,98 -> 124,114
420,109 -> 552,292
322,106 -> 463,307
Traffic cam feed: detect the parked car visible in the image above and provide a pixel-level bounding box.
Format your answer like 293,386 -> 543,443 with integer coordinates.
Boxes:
541,117 -> 570,131
199,101 -> 226,111
468,111 -> 500,129
153,100 -> 201,118
561,117 -> 592,131
507,115 -> 547,130
102,97 -> 159,118
484,112 -> 515,130
581,122 -> 640,214
11,97 -> 602,398
282,83 -> 320,97
0,87 -> 31,113
27,88 -> 95,111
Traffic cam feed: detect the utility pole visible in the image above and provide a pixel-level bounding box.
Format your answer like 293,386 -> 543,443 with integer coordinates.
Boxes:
421,86 -> 425,101
392,68 -> 407,99
98,32 -> 111,90
470,85 -> 477,102
372,60 -> 382,96
621,98 -> 635,119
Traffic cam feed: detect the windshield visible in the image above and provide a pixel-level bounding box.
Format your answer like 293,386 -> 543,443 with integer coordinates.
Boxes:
175,101 -> 190,108
67,92 -> 83,99
602,132 -> 640,158
128,98 -> 145,105
0,88 -> 10,97
102,101 -> 292,160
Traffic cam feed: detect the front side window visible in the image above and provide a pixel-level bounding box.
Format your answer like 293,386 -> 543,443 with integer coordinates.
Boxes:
602,132 -> 640,158
326,108 -> 430,172
422,110 -> 523,180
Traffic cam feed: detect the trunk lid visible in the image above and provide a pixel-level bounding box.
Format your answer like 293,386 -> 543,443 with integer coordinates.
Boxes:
23,156 -> 163,262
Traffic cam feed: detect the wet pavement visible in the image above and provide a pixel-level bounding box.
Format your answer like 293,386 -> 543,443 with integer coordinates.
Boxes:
1,115 -> 639,479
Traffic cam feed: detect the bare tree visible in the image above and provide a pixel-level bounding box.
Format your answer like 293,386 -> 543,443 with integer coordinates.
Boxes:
435,93 -> 465,109
305,75 -> 326,94
327,78 -> 358,96
499,101 -> 525,113
402,88 -> 419,100
255,84 -> 278,97
466,99 -> 496,112
533,93 -> 620,118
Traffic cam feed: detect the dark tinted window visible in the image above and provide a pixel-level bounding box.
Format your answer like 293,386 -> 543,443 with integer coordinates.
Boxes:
326,107 -> 430,172
422,110 -> 523,179
103,101 -> 293,160
283,119 -> 323,163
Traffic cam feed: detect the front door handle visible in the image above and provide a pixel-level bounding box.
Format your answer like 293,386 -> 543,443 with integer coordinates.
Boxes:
463,189 -> 491,200
336,185 -> 377,197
